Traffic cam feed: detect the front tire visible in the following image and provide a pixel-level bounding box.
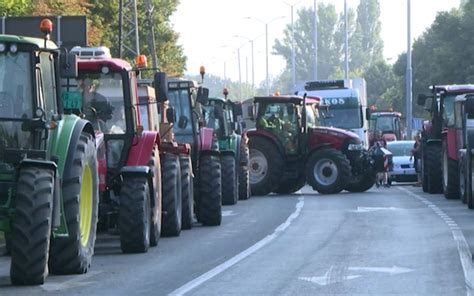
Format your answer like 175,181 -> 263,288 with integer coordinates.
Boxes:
161,153 -> 182,237
197,154 -> 222,226
249,137 -> 283,196
221,154 -> 238,205
238,145 -> 251,200
306,149 -> 351,194
49,133 -> 99,275
119,176 -> 151,253
10,167 -> 54,285
180,155 -> 194,230
442,139 -> 459,199
426,144 -> 443,194
149,147 -> 162,247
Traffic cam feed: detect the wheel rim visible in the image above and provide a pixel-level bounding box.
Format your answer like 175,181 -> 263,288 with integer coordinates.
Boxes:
313,158 -> 338,186
79,164 -> 93,247
443,149 -> 448,189
249,149 -> 268,184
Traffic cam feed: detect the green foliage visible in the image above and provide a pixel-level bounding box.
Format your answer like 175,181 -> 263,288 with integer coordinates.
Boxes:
0,0 -> 30,16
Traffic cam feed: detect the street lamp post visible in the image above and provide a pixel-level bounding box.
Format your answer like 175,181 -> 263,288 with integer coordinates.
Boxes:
246,16 -> 285,95
344,0 -> 349,80
284,1 -> 302,91
406,0 -> 413,139
234,35 -> 255,90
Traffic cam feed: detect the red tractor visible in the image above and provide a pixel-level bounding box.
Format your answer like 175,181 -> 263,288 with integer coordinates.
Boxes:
64,47 -> 166,252
368,111 -> 404,146
137,81 -> 193,231
417,85 -> 474,198
248,95 -> 375,195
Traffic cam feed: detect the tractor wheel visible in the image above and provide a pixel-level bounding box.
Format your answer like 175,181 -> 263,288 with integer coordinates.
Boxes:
468,153 -> 474,209
442,139 -> 459,199
197,154 -> 222,226
5,232 -> 11,255
306,148 -> 351,194
161,153 -> 182,237
345,169 -> 376,192
273,175 -> 306,195
119,176 -> 151,253
421,150 -> 429,192
10,167 -> 54,285
149,147 -> 162,247
180,155 -> 194,230
49,133 -> 99,275
249,137 -> 283,196
426,144 -> 443,194
221,154 -> 238,205
238,145 -> 251,200
460,159 -> 467,204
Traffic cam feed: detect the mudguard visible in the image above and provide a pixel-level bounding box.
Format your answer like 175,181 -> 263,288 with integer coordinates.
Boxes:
444,129 -> 458,161
126,130 -> 159,166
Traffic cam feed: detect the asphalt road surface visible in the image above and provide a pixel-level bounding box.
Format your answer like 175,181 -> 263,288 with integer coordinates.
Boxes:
1,183 -> 474,295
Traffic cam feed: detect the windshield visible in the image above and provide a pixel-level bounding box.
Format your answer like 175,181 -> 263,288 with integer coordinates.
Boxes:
374,116 -> 396,133
0,52 -> 33,119
443,94 -> 456,127
168,88 -> 193,134
387,141 -> 414,157
0,51 -> 34,150
67,73 -> 126,134
320,108 -> 362,129
305,104 -> 319,128
203,101 -> 225,137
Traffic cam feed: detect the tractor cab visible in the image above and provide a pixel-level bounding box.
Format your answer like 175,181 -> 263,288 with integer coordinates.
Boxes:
368,111 -> 403,146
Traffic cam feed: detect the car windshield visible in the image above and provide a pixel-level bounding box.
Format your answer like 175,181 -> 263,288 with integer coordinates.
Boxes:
387,141 -> 414,157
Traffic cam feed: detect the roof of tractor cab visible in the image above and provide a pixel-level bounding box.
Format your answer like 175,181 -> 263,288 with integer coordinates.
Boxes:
254,95 -> 321,105
0,34 -> 57,49
432,84 -> 474,94
371,111 -> 402,117
208,96 -> 226,103
77,58 -> 132,72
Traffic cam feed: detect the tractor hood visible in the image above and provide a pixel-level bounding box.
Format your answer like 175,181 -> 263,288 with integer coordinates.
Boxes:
310,126 -> 360,139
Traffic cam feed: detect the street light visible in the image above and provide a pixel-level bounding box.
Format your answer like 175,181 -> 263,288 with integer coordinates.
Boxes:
245,15 -> 285,95
284,1 -> 302,91
406,0 -> 413,139
234,34 -> 256,90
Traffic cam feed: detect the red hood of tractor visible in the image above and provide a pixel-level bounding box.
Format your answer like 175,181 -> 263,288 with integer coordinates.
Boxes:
308,127 -> 361,150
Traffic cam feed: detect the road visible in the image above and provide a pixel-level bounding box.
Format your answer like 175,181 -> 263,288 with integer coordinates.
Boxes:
1,184 -> 474,295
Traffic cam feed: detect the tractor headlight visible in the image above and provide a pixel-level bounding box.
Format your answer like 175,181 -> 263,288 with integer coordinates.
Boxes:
9,44 -> 17,53
0,43 -> 5,52
347,143 -> 363,151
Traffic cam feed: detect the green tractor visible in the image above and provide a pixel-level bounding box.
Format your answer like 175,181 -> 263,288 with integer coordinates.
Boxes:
0,21 -> 99,285
203,94 -> 250,204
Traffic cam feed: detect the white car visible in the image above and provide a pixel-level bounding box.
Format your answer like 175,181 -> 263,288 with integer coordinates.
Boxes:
386,140 -> 417,184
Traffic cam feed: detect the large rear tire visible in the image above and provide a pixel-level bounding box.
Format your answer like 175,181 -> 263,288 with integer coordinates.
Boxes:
149,147 -> 162,247
442,139 -> 459,199
49,133 -> 99,275
180,155 -> 194,230
119,176 -> 151,253
161,153 -> 182,237
197,154 -> 222,226
426,144 -> 443,194
306,149 -> 351,194
345,170 -> 376,192
249,137 -> 283,196
460,158 -> 467,204
421,148 -> 428,192
221,154 -> 238,205
5,232 -> 11,255
10,167 -> 54,285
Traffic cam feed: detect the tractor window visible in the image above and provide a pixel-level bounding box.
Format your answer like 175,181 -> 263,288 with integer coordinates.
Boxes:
375,117 -> 395,133
305,105 -> 319,128
443,94 -> 456,127
168,88 -> 193,134
73,73 -> 126,134
0,51 -> 33,119
455,102 -> 463,129
39,52 -> 57,119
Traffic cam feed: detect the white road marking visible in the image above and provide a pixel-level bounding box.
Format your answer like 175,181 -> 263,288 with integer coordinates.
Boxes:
299,270 -> 362,286
351,206 -> 399,213
169,196 -> 305,296
398,187 -> 474,295
348,266 -> 413,275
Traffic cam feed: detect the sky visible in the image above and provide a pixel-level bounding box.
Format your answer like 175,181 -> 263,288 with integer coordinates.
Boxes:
170,0 -> 461,85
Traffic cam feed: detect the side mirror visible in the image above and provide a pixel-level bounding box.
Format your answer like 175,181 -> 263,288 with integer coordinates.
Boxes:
154,72 -> 169,103
178,115 -> 188,129
196,87 -> 209,104
248,105 -> 254,119
424,97 -> 433,112
465,96 -> 474,117
365,107 -> 371,121
60,52 -> 77,78
417,94 -> 427,106
166,106 -> 176,123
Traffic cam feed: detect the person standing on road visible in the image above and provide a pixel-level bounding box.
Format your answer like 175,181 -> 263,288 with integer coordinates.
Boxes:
411,132 -> 422,186
373,130 -> 389,187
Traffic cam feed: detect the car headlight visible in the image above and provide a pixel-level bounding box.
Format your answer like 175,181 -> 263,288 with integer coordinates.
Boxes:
347,143 -> 363,151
